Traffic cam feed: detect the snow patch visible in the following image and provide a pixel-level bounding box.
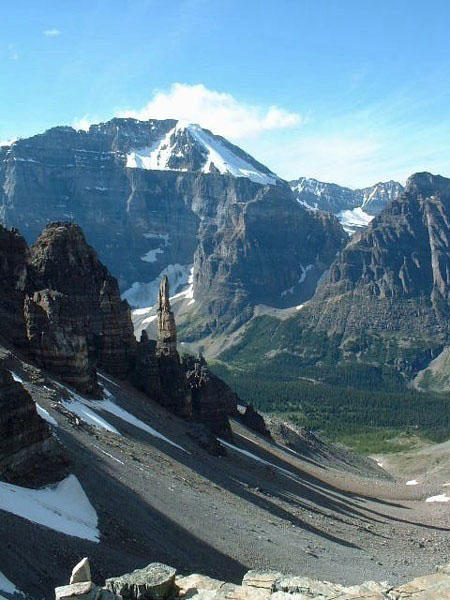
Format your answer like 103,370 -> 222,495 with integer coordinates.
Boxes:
36,404 -> 58,427
10,371 -> 24,383
141,233 -> 170,263
61,391 -> 120,434
95,392 -> 188,453
338,206 -> 373,234
281,264 -> 313,297
0,571 -> 22,597
141,247 -> 164,263
122,263 -> 192,308
425,493 -> 450,503
126,123 -> 277,185
188,124 -> 277,185
10,371 -> 58,426
406,479 -> 418,486
0,475 -> 99,542
218,439 -> 296,479
57,379 -> 186,452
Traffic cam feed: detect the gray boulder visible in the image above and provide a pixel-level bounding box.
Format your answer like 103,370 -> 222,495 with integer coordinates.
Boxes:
105,563 -> 176,600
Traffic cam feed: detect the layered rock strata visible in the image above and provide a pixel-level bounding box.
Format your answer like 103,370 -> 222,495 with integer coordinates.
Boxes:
27,223 -> 136,390
0,365 -> 65,484
0,119 -> 346,337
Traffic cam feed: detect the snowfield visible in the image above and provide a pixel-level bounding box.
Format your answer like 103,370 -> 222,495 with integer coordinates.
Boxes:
122,263 -> 192,308
57,381 -> 187,452
126,122 -> 277,185
0,474 -> 100,542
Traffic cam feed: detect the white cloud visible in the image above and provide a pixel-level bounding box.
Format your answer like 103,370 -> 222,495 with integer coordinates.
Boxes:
0,137 -> 18,147
72,116 -> 93,131
43,28 -> 61,37
117,83 -> 302,140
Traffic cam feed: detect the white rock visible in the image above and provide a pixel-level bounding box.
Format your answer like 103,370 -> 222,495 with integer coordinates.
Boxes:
70,557 -> 91,584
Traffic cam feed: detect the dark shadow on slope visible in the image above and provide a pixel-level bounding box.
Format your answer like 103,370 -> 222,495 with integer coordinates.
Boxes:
0,431 -> 247,600
228,431 -> 450,534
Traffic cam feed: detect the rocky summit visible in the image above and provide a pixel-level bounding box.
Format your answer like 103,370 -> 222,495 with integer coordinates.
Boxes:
0,119 -> 346,337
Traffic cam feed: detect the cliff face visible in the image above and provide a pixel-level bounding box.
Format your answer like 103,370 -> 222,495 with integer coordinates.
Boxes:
223,173 -> 450,380
0,221 -> 136,394
192,182 -> 346,334
311,173 -> 450,343
0,226 -> 28,347
0,366 -> 65,484
0,119 -> 345,336
302,173 -> 450,374
0,221 -> 238,436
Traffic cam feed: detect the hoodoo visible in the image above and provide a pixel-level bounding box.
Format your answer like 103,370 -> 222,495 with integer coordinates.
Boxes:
156,276 -> 178,358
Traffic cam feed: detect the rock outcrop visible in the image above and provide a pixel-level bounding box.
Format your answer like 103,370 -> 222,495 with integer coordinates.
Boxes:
130,331 -> 163,400
106,563 -> 176,600
27,223 -> 136,392
156,276 -> 178,358
155,277 -> 192,417
55,561 -> 450,600
0,365 -> 66,484
239,405 -> 270,437
0,225 -> 28,347
185,354 -> 237,436
290,177 -> 403,221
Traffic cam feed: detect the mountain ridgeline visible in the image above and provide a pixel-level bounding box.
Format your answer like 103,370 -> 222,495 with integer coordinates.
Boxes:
0,119 -> 346,336
221,173 -> 450,389
290,177 -> 404,234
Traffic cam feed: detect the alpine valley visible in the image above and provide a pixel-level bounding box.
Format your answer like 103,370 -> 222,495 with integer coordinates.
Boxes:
1,118 -> 450,600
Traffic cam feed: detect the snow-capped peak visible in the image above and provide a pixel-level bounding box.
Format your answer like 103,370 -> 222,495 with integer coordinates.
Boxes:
126,121 -> 278,185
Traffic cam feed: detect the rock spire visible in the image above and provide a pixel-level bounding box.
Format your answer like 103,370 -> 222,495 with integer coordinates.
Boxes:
156,276 -> 177,357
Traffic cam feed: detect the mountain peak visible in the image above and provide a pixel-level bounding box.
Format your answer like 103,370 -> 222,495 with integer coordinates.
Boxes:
124,118 -> 279,185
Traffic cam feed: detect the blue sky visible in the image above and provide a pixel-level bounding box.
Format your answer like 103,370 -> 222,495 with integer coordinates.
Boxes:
1,0 -> 449,186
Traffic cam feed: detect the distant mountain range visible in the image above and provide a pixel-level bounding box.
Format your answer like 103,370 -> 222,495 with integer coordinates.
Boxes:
290,177 -> 404,234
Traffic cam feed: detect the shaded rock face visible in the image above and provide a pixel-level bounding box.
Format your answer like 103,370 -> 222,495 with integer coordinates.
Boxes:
155,277 -> 191,417
25,223 -> 136,393
130,331 -> 162,401
0,366 -> 66,484
185,355 -> 237,437
192,182 -> 347,334
0,119 -> 346,337
239,405 -> 270,438
0,225 -> 28,347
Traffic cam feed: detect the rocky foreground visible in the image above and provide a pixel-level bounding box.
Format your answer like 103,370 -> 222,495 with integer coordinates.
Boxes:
55,558 -> 450,600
